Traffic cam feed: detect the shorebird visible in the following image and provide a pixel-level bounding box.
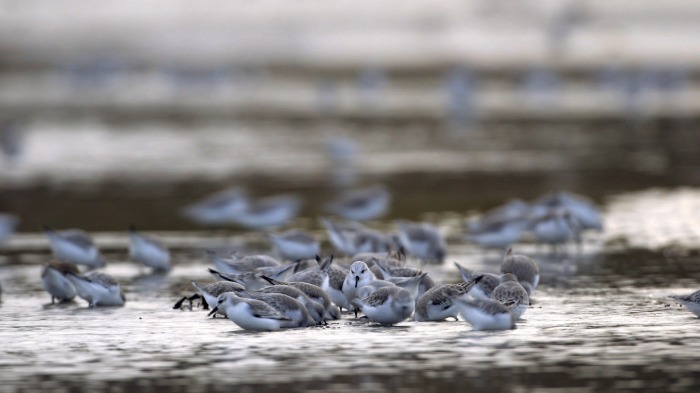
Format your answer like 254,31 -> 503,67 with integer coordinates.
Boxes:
66,271 -> 125,307
352,286 -> 415,325
457,298 -> 516,331
453,262 -> 500,300
500,249 -> 540,296
43,227 -> 104,268
395,221 -> 446,263
342,261 -> 377,317
181,188 -> 248,225
669,289 -> 700,318
268,231 -> 320,261
414,276 -> 482,322
321,218 -> 392,255
208,292 -> 291,331
229,194 -> 302,229
0,213 -> 19,246
208,251 -> 281,275
491,273 -> 530,319
41,261 -> 79,303
128,227 -> 171,272
326,186 -> 390,221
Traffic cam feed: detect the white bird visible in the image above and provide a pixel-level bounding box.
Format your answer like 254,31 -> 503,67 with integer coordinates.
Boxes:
229,194 -> 302,229
258,285 -> 326,324
466,199 -> 530,233
373,261 -> 435,299
237,291 -> 315,328
41,261 -> 79,303
453,262 -> 500,300
181,188 -> 248,225
395,221 -> 446,263
457,298 -> 515,331
209,251 -> 281,275
208,292 -> 291,331
669,289 -> 700,318
500,249 -> 540,296
532,191 -> 603,231
464,219 -> 529,250
260,275 -> 341,320
414,277 -> 481,322
528,208 -> 580,251
491,273 -> 530,319
43,227 -> 104,268
268,231 -> 320,261
66,271 -> 125,307
321,218 -> 392,255
0,213 -> 19,246
352,286 -> 415,325
128,227 -> 171,272
342,261 -> 377,316
186,280 -> 245,312
326,186 -> 390,221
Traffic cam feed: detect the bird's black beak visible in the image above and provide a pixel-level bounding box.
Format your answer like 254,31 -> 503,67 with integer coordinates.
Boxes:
207,306 -> 219,317
355,276 -> 360,288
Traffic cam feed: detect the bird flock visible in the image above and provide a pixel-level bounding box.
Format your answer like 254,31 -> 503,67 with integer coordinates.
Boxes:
1,185 -> 699,330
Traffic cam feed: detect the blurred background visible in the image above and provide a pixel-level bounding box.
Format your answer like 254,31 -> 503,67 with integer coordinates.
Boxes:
1,0 -> 698,234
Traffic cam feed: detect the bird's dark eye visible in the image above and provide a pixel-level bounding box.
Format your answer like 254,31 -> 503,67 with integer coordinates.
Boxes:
218,299 -> 224,304
361,269 -> 366,273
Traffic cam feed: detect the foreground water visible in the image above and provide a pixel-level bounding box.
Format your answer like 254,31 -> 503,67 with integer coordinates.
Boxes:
2,235 -> 700,393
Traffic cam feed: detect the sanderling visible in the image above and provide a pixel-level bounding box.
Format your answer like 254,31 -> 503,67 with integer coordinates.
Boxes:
0,213 -> 19,246
326,186 -> 390,221
128,226 -> 170,272
229,194 -> 302,229
352,286 -> 415,325
669,289 -> 700,317
500,249 -> 540,296
466,199 -> 530,234
258,285 -> 326,324
395,221 -> 446,263
528,208 -> 580,251
456,298 -> 516,331
268,230 -> 320,261
209,292 -> 291,331
453,262 -> 500,299
260,275 -> 340,320
352,250 -> 406,277
324,263 -> 351,311
357,280 -> 397,298
321,218 -> 392,255
342,261 -> 377,316
373,261 -> 435,298
237,291 -> 315,328
255,263 -> 298,281
491,273 -> 530,319
207,268 -> 270,291
181,280 -> 245,312
181,188 -> 248,225
209,251 -> 281,275
464,218 -> 528,250
41,261 -> 79,303
43,227 -> 104,268
285,255 -> 334,287
385,273 -> 430,300
532,191 -> 603,231
414,276 -> 482,322
66,271 -> 125,307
